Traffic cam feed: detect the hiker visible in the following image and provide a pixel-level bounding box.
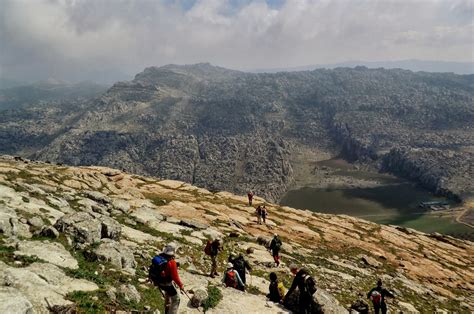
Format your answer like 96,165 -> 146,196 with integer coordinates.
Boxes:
284,264 -> 317,314
256,205 -> 262,224
229,252 -> 252,285
367,279 -> 394,314
267,272 -> 286,303
205,238 -> 223,278
247,191 -> 254,206
261,205 -> 268,224
149,243 -> 184,314
269,234 -> 282,267
223,262 -> 245,291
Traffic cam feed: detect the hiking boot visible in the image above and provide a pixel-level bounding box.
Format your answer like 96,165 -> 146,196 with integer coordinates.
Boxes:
210,274 -> 216,278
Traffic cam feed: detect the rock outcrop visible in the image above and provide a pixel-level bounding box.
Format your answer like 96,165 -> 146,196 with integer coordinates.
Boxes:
0,157 -> 472,313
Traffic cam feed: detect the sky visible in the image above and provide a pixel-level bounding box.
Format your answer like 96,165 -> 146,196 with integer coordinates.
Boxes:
1,0 -> 473,83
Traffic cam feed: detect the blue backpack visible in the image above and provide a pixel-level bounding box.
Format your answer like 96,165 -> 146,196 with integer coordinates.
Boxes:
148,255 -> 169,285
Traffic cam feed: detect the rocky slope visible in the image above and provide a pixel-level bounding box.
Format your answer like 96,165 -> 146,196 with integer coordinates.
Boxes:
0,156 -> 473,313
0,64 -> 472,202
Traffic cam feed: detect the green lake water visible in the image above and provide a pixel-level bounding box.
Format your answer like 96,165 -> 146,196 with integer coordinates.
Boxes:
280,167 -> 474,240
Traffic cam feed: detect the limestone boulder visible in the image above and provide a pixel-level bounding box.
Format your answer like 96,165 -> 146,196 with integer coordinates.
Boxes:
0,287 -> 35,314
54,211 -> 121,246
118,284 -> 141,303
191,287 -> 208,308
15,240 -> 78,269
91,239 -> 136,274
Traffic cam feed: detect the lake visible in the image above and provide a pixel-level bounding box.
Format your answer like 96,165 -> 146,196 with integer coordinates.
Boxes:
280,162 -> 474,240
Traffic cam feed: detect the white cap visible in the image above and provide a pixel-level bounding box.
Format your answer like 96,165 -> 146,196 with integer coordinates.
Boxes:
227,262 -> 233,269
162,243 -> 177,256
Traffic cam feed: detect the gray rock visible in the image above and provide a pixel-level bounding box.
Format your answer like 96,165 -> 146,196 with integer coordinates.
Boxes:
191,286 -> 208,308
314,289 -> 349,313
27,217 -> 44,229
54,212 -> 121,246
180,219 -> 209,230
0,286 -> 35,314
40,226 -> 60,238
118,284 -> 141,303
91,239 -> 136,274
106,286 -> 117,302
84,191 -> 111,205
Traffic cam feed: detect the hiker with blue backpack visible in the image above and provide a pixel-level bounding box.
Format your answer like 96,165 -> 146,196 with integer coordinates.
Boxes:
367,279 -> 394,314
149,243 -> 184,314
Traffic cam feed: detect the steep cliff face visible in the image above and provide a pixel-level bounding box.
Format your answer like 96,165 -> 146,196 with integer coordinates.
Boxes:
0,156 -> 473,313
0,64 -> 472,201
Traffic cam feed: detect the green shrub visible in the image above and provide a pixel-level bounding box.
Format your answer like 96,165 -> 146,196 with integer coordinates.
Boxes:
202,285 -> 222,312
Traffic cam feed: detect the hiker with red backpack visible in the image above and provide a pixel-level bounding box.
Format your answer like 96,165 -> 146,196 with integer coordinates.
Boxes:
228,252 -> 252,286
148,243 -> 184,314
284,264 -> 318,314
205,238 -> 223,278
223,262 -> 245,291
247,191 -> 254,206
367,279 -> 394,314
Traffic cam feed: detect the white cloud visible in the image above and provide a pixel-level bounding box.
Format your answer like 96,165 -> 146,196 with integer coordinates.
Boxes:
0,0 -> 472,82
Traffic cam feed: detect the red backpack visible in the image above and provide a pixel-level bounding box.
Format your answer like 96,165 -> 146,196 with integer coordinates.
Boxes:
370,290 -> 382,305
204,240 -> 212,255
225,270 -> 238,288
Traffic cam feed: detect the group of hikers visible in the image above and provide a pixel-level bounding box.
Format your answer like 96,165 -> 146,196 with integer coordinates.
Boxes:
149,237 -> 394,314
148,191 -> 395,314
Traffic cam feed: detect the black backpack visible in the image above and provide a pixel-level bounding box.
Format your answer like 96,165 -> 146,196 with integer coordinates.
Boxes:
148,255 -> 169,285
303,274 -> 317,295
232,256 -> 245,272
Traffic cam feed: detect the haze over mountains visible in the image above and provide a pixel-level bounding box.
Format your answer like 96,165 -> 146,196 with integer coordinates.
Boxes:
0,63 -> 472,203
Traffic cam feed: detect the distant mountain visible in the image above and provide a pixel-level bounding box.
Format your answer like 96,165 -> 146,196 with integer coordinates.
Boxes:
0,78 -> 28,89
0,63 -> 472,202
254,59 -> 474,75
0,81 -> 109,110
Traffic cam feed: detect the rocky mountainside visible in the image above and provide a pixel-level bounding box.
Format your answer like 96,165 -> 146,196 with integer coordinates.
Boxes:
0,156 -> 473,313
0,63 -> 472,201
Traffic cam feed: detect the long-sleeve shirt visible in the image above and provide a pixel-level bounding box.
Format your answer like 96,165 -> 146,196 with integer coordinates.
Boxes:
222,269 -> 245,288
286,269 -> 309,296
165,259 -> 184,289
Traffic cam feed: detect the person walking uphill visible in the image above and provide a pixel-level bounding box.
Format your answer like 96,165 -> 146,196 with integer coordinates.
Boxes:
269,234 -> 282,267
261,205 -> 268,224
205,238 -> 223,278
148,243 -> 184,314
284,264 -> 318,314
367,279 -> 394,314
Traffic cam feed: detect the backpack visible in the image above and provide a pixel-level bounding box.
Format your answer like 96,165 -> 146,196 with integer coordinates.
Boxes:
370,290 -> 382,305
261,208 -> 267,217
273,238 -> 282,250
204,240 -> 212,255
303,274 -> 317,295
232,256 -> 245,272
225,270 -> 238,288
148,255 -> 169,285
256,207 -> 262,215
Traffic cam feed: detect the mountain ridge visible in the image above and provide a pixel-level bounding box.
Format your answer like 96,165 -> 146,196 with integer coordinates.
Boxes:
0,63 -> 473,204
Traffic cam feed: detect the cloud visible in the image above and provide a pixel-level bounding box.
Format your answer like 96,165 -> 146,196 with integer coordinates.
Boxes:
0,0 -> 472,83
